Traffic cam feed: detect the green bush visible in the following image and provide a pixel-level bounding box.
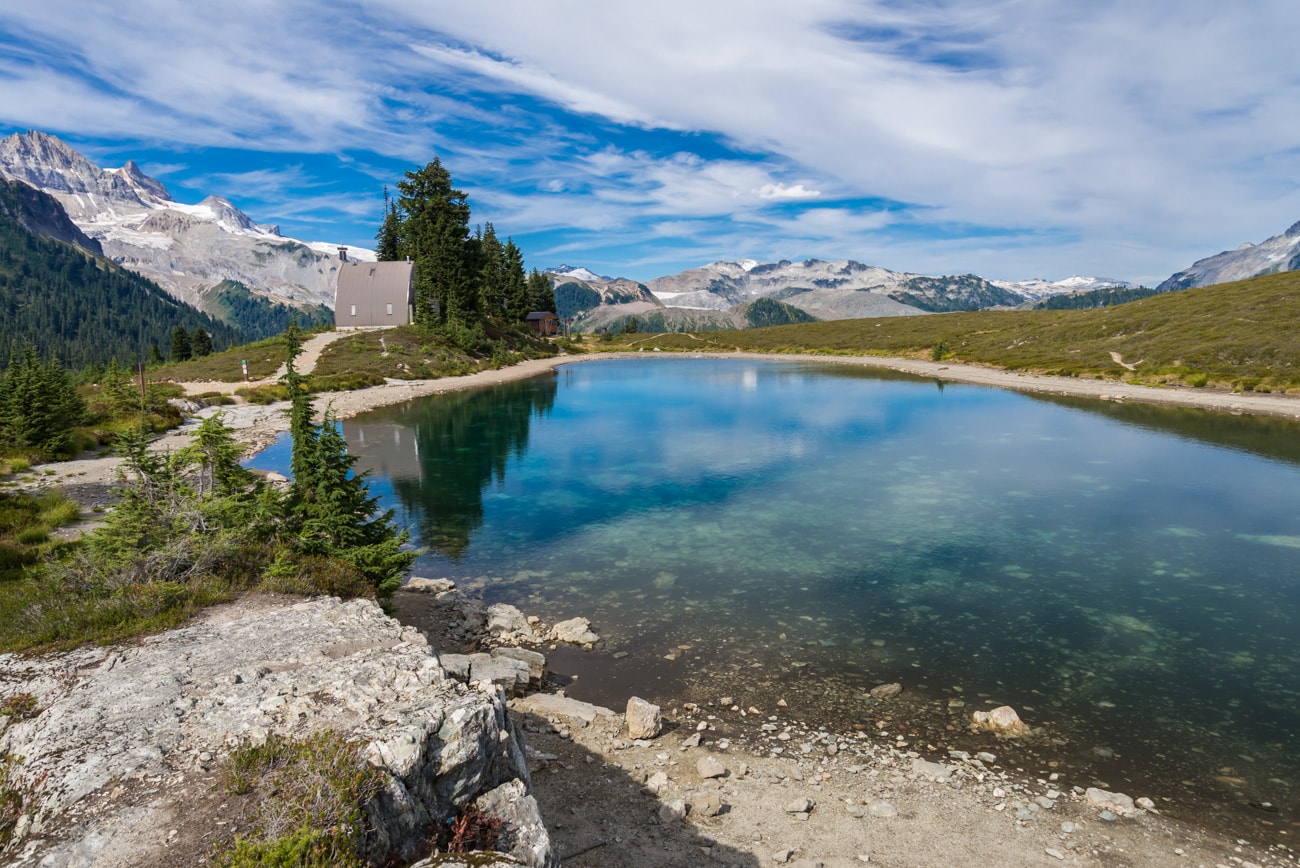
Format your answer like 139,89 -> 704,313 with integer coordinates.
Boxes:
216,731 -> 383,868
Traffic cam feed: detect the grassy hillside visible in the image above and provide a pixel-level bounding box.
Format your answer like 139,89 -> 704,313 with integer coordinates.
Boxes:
610,271 -> 1300,393
155,321 -> 557,394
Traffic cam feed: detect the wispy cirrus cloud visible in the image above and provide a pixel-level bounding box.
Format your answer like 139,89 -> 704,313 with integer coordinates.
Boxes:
1,0 -> 1299,283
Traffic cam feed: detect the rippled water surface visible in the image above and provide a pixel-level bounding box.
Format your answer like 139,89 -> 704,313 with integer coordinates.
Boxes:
251,357 -> 1300,826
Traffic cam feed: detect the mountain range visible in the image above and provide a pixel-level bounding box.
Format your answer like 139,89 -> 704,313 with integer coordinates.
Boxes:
4,128 -> 1300,341
0,131 -> 356,322
1157,220 -> 1300,292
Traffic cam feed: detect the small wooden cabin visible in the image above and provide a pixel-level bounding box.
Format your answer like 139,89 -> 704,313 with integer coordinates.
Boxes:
526,311 -> 559,336
334,258 -> 414,329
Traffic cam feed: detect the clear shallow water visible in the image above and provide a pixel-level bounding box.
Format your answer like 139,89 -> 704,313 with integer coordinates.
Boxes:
249,358 -> 1300,828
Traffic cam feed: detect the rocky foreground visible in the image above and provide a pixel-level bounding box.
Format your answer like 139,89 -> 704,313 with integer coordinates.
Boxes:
0,595 -> 552,867
3,583 -> 1295,868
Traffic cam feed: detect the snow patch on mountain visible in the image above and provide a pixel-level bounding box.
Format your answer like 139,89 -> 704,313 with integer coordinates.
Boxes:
0,130 -> 360,309
547,265 -> 610,282
1158,220 -> 1300,291
992,275 -> 1134,301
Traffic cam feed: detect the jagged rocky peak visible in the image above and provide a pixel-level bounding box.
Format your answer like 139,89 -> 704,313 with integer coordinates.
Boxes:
0,129 -> 356,311
196,194 -> 259,232
0,130 -> 108,195
113,159 -> 172,202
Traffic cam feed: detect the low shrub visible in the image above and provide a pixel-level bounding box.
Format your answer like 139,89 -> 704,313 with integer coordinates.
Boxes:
217,731 -> 384,868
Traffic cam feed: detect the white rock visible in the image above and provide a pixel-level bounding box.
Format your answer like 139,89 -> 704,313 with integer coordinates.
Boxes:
1086,787 -> 1136,817
404,577 -> 456,594
697,755 -> 727,779
784,797 -> 814,814
549,617 -> 600,645
626,696 -> 662,739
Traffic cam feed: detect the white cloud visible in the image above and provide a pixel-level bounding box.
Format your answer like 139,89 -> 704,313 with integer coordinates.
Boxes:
3,0 -> 1300,281
758,183 -> 821,200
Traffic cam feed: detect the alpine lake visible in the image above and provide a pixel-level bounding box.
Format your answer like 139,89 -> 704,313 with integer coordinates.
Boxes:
249,357 -> 1300,839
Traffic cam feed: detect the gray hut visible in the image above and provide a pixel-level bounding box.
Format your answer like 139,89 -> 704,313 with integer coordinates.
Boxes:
334,256 -> 414,329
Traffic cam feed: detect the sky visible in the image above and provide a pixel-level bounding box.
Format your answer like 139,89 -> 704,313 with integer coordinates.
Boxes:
3,1 -> 1300,285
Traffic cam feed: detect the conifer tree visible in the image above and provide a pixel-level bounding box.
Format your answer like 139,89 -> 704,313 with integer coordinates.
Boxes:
192,328 -> 213,358
503,239 -> 528,322
396,159 -> 473,326
278,322 -> 412,597
375,185 -> 403,262
170,325 -> 192,362
0,343 -> 86,457
526,269 -> 556,313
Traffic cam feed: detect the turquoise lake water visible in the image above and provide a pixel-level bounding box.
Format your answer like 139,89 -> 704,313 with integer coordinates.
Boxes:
249,357 -> 1300,829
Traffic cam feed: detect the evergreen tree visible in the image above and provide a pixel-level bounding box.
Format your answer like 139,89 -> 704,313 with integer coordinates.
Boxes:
375,186 -> 403,262
170,325 -> 192,362
0,343 -> 86,456
278,323 -> 413,597
396,159 -> 473,326
149,343 -> 165,365
526,269 -> 556,313
476,222 -> 508,317
503,239 -> 528,322
192,328 -> 213,358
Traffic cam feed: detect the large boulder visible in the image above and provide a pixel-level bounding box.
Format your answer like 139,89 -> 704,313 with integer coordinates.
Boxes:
626,696 -> 662,739
0,596 -> 556,867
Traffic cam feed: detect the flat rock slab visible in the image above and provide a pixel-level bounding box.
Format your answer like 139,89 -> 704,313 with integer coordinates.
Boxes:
0,596 -> 555,867
512,693 -> 618,727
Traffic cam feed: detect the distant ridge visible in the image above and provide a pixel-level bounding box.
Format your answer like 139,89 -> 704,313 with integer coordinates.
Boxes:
1158,220 -> 1300,291
0,130 -> 366,314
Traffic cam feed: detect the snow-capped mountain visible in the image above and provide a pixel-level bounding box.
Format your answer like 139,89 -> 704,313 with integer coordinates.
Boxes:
546,264 -> 612,283
0,130 -> 368,310
646,259 -> 1025,317
992,275 -> 1134,301
1157,220 -> 1300,292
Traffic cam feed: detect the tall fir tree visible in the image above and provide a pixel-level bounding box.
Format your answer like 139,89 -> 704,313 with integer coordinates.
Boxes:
192,328 -> 213,358
503,239 -> 528,322
395,159 -> 473,326
278,322 -> 413,597
375,185 -> 403,262
170,325 -> 192,362
526,269 -> 556,313
476,222 -> 508,317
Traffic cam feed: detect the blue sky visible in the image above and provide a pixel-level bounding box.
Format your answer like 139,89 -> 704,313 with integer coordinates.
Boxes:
3,1 -> 1300,284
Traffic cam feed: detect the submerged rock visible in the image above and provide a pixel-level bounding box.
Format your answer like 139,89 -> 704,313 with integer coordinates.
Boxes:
405,576 -> 457,594
549,617 -> 600,646
869,682 -> 903,700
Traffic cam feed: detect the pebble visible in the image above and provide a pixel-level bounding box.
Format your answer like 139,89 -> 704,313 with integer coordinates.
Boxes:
1045,848 -> 1065,860
697,755 -> 728,779
868,801 -> 898,819
773,850 -> 794,864
784,797 -> 815,814
658,799 -> 688,823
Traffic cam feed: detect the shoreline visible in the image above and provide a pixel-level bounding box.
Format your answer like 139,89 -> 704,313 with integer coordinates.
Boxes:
21,350 -> 1300,864
26,345 -> 1300,494
393,585 -> 1298,867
